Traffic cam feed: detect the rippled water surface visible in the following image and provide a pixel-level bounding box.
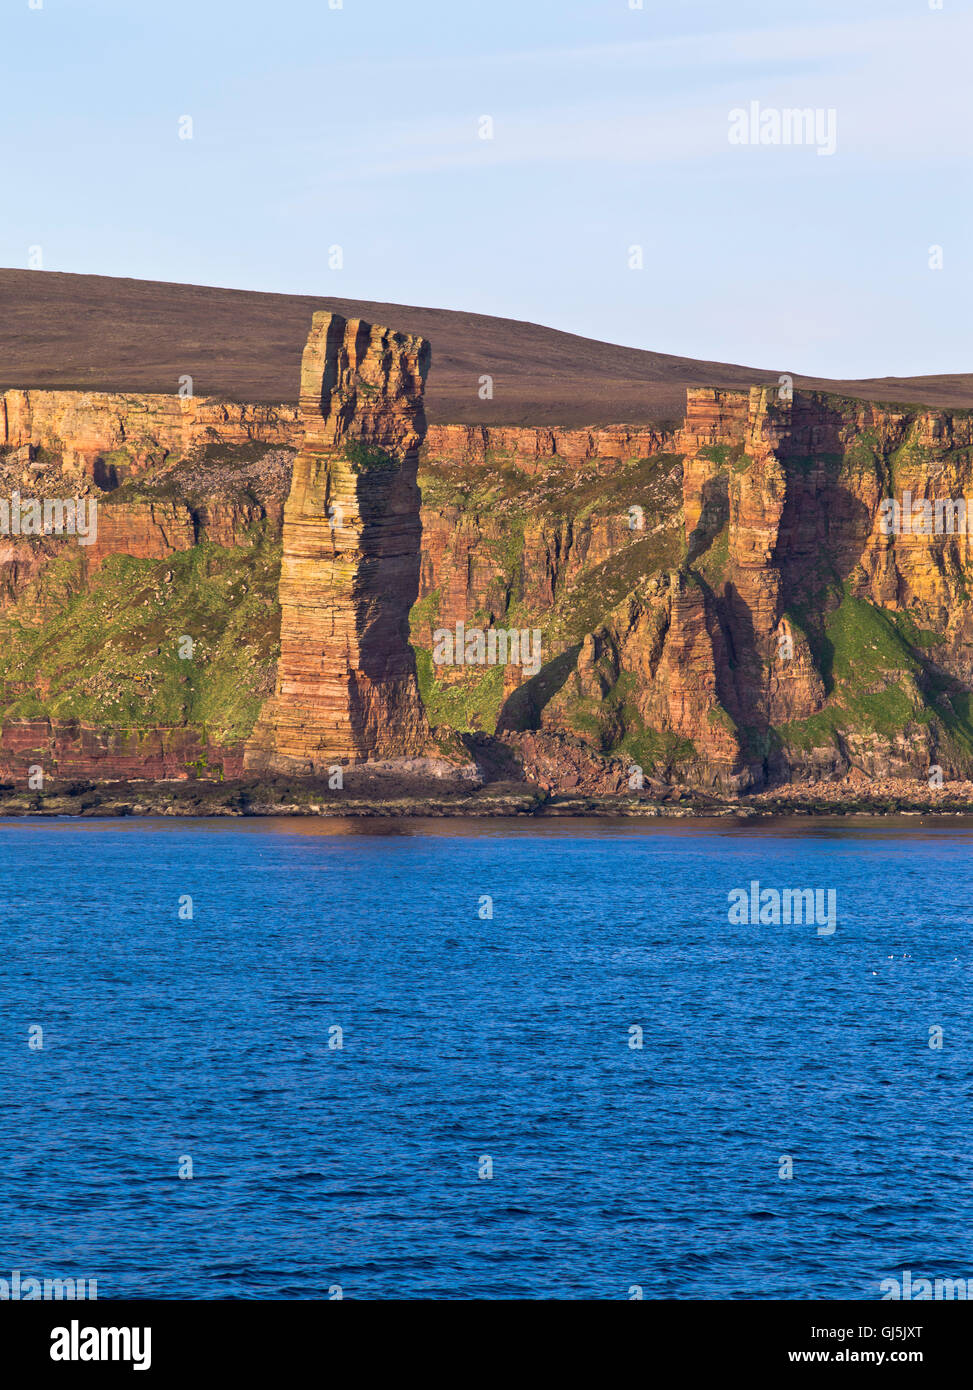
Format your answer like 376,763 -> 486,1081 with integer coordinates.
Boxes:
2,816 -> 971,1299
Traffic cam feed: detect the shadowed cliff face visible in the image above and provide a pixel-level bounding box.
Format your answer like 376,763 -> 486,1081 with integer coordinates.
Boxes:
408,388 -> 973,792
515,387 -> 973,790
243,312 -> 432,773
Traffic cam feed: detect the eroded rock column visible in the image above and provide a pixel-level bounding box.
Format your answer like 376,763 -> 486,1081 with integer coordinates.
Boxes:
245,312 -> 431,772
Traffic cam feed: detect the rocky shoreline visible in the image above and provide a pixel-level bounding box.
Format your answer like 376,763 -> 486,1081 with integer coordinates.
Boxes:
4,773 -> 973,820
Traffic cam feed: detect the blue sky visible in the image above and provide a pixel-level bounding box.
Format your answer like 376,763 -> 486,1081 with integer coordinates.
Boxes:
3,0 -> 970,377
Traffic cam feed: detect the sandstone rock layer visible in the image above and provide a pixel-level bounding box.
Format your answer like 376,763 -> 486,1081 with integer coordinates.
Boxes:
244,313 -> 432,772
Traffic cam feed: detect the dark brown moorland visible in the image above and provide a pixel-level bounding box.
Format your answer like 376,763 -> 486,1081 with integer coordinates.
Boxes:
2,267 -> 972,425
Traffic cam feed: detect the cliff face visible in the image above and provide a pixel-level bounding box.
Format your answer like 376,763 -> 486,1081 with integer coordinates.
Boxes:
423,423 -> 674,471
0,413 -> 290,781
533,388 -> 973,788
4,359 -> 973,794
244,313 -> 431,772
1,388 -> 300,485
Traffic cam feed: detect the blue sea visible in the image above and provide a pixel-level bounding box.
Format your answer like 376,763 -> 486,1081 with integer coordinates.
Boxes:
2,815 -> 971,1300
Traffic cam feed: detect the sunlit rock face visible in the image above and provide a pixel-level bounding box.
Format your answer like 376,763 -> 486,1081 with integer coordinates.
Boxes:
245,312 -> 432,773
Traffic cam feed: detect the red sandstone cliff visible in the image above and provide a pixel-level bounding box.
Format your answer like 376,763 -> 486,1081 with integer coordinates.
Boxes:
1,388 -> 300,485
4,364 -> 973,794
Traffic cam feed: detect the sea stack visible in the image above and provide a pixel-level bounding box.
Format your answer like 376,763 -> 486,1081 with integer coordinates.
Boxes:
244,312 -> 432,772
